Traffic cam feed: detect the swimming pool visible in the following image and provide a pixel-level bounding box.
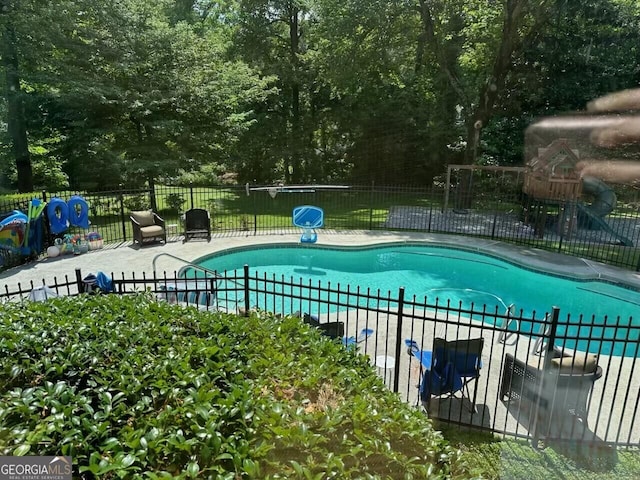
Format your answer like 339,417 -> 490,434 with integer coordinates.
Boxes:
191,243 -> 640,356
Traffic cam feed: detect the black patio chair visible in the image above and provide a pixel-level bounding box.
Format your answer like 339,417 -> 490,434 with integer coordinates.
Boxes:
293,311 -> 345,340
183,208 -> 211,242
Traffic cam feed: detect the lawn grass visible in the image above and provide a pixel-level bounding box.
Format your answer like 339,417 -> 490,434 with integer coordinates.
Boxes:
84,186 -> 440,241
439,424 -> 640,480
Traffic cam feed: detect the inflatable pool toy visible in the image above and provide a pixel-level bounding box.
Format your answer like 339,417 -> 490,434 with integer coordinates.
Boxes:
46,195 -> 91,235
22,198 -> 47,255
0,211 -> 28,225
67,195 -> 90,229
0,211 -> 28,249
47,198 -> 69,235
47,245 -> 60,258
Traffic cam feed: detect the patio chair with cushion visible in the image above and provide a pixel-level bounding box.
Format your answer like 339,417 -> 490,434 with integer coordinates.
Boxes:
184,208 -> 211,242
130,210 -> 166,246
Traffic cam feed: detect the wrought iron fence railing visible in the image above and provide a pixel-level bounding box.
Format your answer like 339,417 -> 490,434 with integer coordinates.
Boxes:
2,267 -> 638,448
1,182 -> 639,271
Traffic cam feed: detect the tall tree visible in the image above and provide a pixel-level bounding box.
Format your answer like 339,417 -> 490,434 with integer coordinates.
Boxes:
417,0 -> 552,166
0,0 -> 272,190
478,0 -> 640,166
1,0 -> 33,192
233,0 -> 317,183
309,0 -> 440,184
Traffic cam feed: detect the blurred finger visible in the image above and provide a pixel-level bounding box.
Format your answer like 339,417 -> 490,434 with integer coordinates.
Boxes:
576,160 -> 640,185
587,88 -> 640,112
589,116 -> 640,147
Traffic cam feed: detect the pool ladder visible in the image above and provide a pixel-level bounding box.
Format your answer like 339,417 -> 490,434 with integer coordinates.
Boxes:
498,304 -> 518,345
498,305 -> 550,355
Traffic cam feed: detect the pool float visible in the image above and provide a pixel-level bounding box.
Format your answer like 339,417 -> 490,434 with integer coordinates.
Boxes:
46,198 -> 69,235
22,198 -> 47,255
67,195 -> 90,229
0,211 -> 28,249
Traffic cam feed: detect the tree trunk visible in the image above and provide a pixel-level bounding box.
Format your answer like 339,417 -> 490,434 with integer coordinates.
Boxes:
456,0 -> 530,208
417,0 -> 468,104
463,0 -> 527,165
2,13 -> 33,192
287,3 -> 301,183
148,177 -> 157,212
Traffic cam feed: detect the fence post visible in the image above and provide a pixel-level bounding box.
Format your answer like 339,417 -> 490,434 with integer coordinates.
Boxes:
149,182 -> 157,212
249,183 -> 257,234
243,264 -> 251,316
75,268 -> 83,294
557,202 -> 565,253
118,185 -> 127,241
393,287 -> 405,393
190,183 -> 194,210
369,182 -> 375,230
491,201 -> 499,239
41,190 -> 47,202
530,306 -> 560,448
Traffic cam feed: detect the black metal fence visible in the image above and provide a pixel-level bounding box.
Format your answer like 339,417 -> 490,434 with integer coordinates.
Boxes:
1,180 -> 640,270
3,267 -> 639,448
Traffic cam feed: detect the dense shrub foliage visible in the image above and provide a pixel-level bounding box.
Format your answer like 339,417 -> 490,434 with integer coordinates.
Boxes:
0,294 -> 471,479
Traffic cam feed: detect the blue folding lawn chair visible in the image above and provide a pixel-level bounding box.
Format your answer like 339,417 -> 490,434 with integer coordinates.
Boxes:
406,337 -> 483,412
343,328 -> 374,348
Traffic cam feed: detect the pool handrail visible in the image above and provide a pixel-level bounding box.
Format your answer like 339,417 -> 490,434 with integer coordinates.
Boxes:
151,252 -> 245,310
152,252 -> 221,278
152,251 -> 245,287
498,303 -> 518,345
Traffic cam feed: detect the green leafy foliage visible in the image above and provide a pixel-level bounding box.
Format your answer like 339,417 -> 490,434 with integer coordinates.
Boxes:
123,195 -> 150,212
1,0 -> 274,191
4,0 -> 639,192
0,294 -> 470,478
165,193 -> 185,212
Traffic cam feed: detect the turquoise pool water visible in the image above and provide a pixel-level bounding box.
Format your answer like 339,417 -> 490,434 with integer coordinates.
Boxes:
193,243 -> 640,357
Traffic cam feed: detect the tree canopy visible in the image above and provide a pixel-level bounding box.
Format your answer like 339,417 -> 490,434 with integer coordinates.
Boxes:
1,0 -> 638,191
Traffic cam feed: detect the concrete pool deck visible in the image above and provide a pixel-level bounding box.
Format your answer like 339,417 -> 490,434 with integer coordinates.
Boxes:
2,230 -> 640,292
1,230 -> 639,445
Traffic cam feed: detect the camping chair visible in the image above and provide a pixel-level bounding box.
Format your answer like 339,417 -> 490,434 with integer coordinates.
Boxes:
445,338 -> 484,412
343,328 -> 374,349
184,208 -> 211,242
407,337 -> 483,412
130,210 -> 166,246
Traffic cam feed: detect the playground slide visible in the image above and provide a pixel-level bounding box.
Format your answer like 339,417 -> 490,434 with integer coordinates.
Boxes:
577,176 -> 633,246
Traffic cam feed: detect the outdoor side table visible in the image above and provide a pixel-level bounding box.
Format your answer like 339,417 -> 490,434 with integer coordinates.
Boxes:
375,355 -> 396,387
166,223 -> 179,242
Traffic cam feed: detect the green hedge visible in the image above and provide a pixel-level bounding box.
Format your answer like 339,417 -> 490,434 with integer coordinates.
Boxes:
0,294 -> 473,479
